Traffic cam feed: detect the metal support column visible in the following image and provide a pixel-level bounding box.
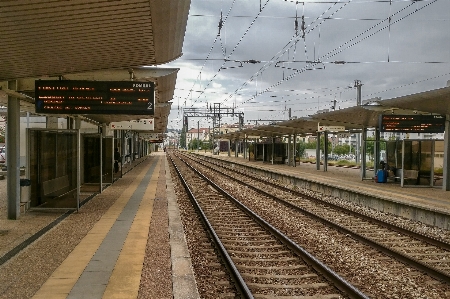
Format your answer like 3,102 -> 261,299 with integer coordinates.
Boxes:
361,127 -> 367,180
271,138 -> 274,164
197,121 -> 200,153
99,128 -> 103,193
244,137 -> 247,159
287,134 -> 291,166
355,80 -> 362,164
130,132 -> 134,161
75,117 -> 81,211
316,132 -> 321,170
293,133 -> 297,167
262,143 -> 265,163
443,115 -> 450,191
401,140 -> 405,188
228,139 -> 231,157
374,128 -> 380,173
323,131 -> 328,172
7,84 -> 20,220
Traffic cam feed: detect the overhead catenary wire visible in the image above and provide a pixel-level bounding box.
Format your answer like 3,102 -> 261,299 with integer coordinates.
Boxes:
220,0 -> 350,108
188,0 -> 273,108
174,0 -> 445,128
234,0 -> 438,111
181,0 -> 237,108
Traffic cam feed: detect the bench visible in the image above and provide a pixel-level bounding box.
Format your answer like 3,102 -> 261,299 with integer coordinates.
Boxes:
387,169 -> 400,182
274,156 -> 283,163
42,175 -> 71,198
403,169 -> 419,185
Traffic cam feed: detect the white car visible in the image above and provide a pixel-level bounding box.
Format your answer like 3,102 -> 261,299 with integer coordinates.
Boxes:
0,147 -> 6,164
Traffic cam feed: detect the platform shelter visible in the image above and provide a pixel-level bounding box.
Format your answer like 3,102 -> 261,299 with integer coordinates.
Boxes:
219,86 -> 450,192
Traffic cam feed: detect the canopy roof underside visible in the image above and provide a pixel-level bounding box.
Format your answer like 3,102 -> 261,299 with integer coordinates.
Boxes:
0,0 -> 191,136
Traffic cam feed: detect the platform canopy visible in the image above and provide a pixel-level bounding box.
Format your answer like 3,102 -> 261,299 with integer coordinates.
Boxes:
0,67 -> 178,134
219,85 -> 450,140
378,86 -> 450,116
0,0 -> 191,135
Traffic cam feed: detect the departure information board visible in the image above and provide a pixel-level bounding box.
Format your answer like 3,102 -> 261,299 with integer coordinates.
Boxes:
35,80 -> 155,115
379,114 -> 445,133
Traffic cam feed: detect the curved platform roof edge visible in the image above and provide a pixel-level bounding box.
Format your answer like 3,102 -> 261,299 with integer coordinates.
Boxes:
0,0 -> 191,81
218,85 -> 450,140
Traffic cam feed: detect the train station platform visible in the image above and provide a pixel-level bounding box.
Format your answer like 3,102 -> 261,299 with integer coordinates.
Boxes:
0,152 -> 200,299
195,151 -> 450,230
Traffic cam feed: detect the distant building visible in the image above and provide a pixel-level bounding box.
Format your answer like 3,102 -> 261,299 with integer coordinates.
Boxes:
186,127 -> 210,144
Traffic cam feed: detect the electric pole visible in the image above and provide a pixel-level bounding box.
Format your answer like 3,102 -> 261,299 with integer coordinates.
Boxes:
354,80 -> 363,164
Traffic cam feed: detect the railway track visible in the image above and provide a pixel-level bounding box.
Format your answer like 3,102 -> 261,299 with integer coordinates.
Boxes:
182,152 -> 450,283
169,152 -> 367,299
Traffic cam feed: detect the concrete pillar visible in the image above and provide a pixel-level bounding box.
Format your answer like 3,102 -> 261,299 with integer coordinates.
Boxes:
443,115 -> 450,191
7,87 -> 20,219
46,116 -> 59,129
74,117 -> 81,129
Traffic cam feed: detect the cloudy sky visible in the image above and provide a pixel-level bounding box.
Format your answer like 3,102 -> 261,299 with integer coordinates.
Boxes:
166,0 -> 450,130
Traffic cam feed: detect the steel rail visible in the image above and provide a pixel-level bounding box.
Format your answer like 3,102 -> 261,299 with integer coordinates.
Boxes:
175,153 -> 369,299
188,153 -> 450,284
192,153 -> 450,251
168,154 -> 254,299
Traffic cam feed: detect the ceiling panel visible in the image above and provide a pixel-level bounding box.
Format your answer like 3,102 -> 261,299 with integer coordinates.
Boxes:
0,0 -> 190,81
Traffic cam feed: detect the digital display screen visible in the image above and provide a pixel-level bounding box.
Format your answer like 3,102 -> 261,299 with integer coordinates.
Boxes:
379,114 -> 445,133
35,80 -> 155,115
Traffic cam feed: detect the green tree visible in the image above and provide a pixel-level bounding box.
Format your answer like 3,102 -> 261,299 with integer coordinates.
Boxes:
189,138 -> 203,150
304,141 -> 316,149
333,144 -> 350,156
296,141 -> 306,158
365,137 -> 387,160
179,129 -> 186,149
320,136 -> 332,155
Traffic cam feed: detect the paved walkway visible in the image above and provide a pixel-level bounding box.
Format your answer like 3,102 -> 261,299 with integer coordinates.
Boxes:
0,152 -> 200,299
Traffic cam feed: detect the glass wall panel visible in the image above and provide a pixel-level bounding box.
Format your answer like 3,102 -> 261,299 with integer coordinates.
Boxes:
29,129 -> 78,209
418,140 -> 432,185
103,137 -> 113,184
83,135 -> 101,184
434,140 -> 444,186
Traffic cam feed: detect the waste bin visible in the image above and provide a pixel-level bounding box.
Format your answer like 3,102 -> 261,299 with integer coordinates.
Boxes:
20,179 -> 31,203
376,169 -> 387,183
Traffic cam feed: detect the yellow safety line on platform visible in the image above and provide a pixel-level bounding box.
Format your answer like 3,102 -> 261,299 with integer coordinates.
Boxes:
102,158 -> 160,299
32,163 -> 153,299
